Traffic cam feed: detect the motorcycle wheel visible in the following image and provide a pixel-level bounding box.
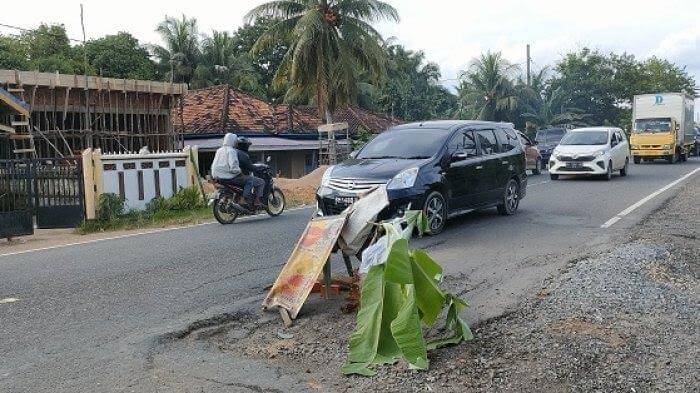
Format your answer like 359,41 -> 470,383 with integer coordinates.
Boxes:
213,196 -> 239,224
265,187 -> 286,217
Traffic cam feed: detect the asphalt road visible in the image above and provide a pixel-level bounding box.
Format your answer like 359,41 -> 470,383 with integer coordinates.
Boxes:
1,158 -> 699,392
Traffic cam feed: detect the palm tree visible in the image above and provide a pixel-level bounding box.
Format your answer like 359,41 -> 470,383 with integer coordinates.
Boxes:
455,51 -> 519,121
192,31 -> 262,94
520,87 -> 593,129
245,0 -> 399,123
153,14 -> 200,84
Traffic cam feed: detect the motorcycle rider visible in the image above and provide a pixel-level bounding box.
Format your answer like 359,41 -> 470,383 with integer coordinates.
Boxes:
210,133 -> 264,209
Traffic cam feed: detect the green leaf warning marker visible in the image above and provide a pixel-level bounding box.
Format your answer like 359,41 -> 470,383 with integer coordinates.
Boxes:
342,211 -> 473,376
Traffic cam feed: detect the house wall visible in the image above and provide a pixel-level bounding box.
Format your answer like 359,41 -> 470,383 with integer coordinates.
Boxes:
196,149 -> 317,179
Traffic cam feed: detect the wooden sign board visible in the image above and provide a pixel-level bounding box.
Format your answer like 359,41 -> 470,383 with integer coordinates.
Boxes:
263,214 -> 348,319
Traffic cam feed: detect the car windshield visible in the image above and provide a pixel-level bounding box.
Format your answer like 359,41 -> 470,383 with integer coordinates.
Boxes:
559,131 -> 609,146
634,118 -> 671,133
356,128 -> 448,159
535,129 -> 566,144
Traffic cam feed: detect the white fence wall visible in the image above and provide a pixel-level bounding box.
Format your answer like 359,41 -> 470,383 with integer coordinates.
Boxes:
101,152 -> 190,210
81,147 -> 200,218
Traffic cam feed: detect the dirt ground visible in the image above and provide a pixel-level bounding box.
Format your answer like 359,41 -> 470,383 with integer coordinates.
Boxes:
203,180 -> 698,392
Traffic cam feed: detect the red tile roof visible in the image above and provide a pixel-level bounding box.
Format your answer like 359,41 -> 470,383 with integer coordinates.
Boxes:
174,85 -> 402,135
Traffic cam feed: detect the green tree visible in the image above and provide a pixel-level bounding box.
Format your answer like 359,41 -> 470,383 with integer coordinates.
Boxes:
371,44 -> 456,121
455,51 -> 519,121
230,17 -> 289,102
153,14 -> 201,84
245,0 -> 399,122
19,24 -> 83,73
0,35 -> 28,70
84,32 -> 156,79
191,30 -> 263,95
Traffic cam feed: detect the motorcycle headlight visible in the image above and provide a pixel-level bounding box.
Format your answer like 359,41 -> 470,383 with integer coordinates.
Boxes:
320,166 -> 335,188
387,167 -> 419,190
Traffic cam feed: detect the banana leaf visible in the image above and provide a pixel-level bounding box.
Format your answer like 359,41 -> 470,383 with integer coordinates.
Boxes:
390,285 -> 429,370
426,294 -> 474,350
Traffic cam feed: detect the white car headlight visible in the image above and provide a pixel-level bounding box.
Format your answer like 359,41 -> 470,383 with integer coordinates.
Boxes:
387,167 -> 419,190
594,150 -> 606,157
320,165 -> 335,187
662,144 -> 671,150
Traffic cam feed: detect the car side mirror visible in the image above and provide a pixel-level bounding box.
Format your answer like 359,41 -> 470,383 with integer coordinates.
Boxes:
266,156 -> 272,163
451,151 -> 468,162
349,150 -> 358,159
611,140 -> 618,147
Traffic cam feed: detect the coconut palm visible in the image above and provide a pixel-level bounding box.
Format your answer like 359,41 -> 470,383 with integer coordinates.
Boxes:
152,14 -> 200,84
455,51 -> 519,121
245,0 -> 399,122
192,31 -> 262,94
520,87 -> 594,129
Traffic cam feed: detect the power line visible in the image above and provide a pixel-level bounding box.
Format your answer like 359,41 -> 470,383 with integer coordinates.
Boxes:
0,22 -> 84,43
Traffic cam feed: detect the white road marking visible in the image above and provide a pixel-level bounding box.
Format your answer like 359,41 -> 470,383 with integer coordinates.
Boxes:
601,167 -> 700,228
0,205 -> 313,258
0,297 -> 20,304
529,180 -> 550,187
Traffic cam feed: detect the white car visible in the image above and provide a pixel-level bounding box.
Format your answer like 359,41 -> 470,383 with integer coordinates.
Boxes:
549,127 -> 630,181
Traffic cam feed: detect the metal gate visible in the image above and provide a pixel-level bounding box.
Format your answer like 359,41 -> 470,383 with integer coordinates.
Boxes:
0,160 -> 34,238
0,157 -> 84,237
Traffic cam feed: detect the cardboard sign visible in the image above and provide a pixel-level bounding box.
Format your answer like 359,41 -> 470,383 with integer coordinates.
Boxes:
263,214 -> 347,319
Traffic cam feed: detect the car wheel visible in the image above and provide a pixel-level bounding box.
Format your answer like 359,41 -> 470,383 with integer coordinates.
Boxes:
550,173 -> 559,180
620,158 -> 629,177
423,191 -> 447,235
532,159 -> 541,175
497,179 -> 520,216
603,161 -> 613,180
633,156 -> 641,164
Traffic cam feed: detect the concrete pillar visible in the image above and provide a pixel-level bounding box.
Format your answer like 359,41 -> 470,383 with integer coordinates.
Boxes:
81,148 -> 96,220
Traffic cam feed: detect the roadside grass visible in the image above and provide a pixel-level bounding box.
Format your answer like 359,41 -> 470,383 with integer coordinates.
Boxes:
76,186 -> 310,235
76,205 -> 213,234
76,187 -> 212,235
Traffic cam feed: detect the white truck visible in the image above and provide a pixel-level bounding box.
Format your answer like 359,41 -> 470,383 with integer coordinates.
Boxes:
630,93 -> 695,164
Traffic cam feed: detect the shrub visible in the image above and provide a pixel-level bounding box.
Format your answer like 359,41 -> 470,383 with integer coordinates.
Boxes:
167,186 -> 203,211
97,193 -> 125,221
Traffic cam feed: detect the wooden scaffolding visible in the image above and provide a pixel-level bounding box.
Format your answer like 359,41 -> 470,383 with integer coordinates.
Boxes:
0,70 -> 187,159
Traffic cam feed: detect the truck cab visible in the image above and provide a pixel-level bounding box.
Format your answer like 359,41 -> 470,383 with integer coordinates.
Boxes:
630,93 -> 694,164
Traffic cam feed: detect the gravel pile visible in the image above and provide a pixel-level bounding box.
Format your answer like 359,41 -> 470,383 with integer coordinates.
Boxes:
214,181 -> 699,392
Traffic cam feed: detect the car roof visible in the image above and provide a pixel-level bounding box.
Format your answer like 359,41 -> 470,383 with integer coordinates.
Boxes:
570,127 -> 619,133
390,120 -> 515,132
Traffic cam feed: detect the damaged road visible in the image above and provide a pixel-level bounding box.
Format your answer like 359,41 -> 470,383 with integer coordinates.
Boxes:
0,161 -> 698,392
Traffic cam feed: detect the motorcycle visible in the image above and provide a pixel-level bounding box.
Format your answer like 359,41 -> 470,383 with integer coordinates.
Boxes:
211,163 -> 286,224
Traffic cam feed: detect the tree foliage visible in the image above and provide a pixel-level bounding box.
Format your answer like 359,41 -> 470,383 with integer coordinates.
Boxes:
245,0 -> 399,121
84,33 -> 156,79
456,51 -> 519,121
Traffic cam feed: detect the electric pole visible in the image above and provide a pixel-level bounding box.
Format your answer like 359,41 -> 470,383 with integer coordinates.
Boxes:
526,44 -> 531,87
80,4 -> 92,148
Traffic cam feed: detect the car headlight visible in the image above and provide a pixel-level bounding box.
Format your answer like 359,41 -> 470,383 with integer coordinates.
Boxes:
594,150 -> 606,157
630,145 -> 638,150
662,144 -> 671,150
320,166 -> 335,187
387,167 -> 419,190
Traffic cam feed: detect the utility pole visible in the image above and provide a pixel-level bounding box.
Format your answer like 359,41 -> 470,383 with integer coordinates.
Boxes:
526,44 -> 531,87
80,4 -> 92,148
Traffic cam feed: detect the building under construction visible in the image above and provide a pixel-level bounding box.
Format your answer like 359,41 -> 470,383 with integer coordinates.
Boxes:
0,69 -> 187,159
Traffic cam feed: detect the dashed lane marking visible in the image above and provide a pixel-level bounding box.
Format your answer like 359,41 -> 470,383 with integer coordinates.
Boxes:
601,167 -> 700,228
0,297 -> 20,304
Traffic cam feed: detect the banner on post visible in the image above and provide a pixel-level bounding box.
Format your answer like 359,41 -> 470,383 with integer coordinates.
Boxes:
263,214 -> 347,319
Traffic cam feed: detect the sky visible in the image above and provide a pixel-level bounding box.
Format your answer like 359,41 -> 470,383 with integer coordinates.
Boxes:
2,0 -> 699,119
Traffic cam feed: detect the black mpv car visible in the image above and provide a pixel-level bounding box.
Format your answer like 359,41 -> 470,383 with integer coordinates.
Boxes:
316,120 -> 528,234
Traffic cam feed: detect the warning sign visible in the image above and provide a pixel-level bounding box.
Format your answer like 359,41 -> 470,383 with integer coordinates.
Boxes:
263,214 -> 347,319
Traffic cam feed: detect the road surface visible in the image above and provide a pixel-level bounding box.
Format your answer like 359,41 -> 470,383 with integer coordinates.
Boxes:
1,158 -> 699,392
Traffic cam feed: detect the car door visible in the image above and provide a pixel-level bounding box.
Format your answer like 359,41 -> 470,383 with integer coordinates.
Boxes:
473,129 -> 502,205
615,130 -> 629,166
610,131 -> 623,169
444,130 -> 481,210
